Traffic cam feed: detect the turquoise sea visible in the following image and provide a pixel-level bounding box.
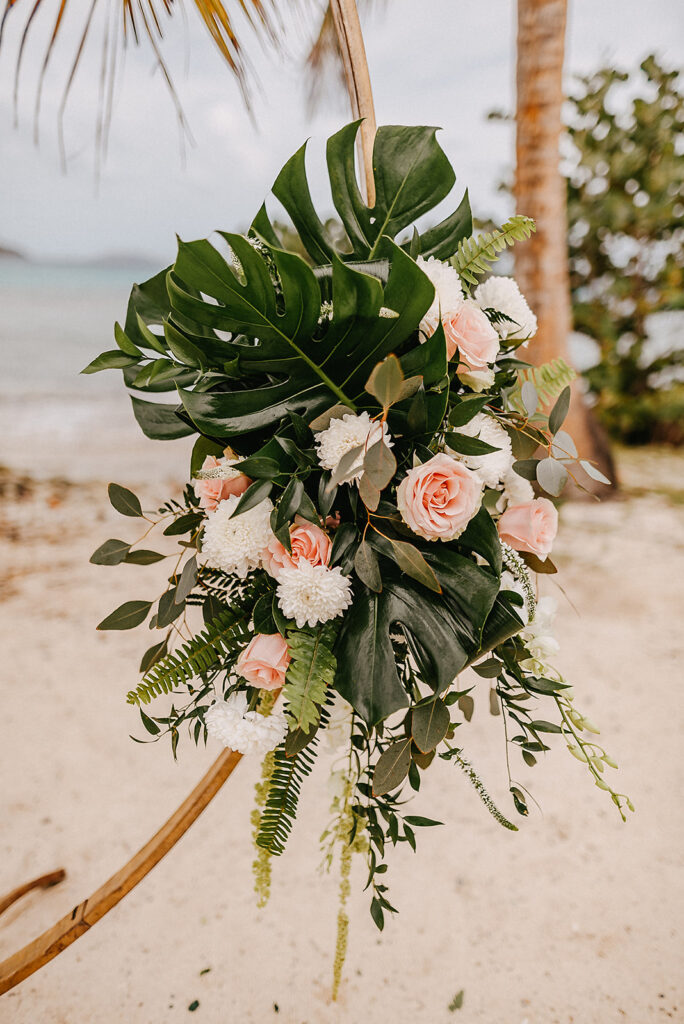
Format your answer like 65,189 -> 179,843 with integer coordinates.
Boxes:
0,259 -> 190,480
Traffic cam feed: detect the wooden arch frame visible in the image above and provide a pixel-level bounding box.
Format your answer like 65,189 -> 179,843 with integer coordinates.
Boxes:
0,0 -> 376,997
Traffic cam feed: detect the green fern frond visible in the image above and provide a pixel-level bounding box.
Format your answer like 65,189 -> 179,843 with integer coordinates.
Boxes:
511,358 -> 577,412
126,605 -> 253,706
451,216 -> 536,286
256,705 -> 329,856
283,624 -> 338,732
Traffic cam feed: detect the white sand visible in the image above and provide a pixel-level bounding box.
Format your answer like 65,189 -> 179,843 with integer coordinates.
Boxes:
1,447 -> 682,1023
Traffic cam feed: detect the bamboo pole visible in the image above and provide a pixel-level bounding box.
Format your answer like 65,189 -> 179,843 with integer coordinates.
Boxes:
330,0 -> 377,205
0,0 -> 377,997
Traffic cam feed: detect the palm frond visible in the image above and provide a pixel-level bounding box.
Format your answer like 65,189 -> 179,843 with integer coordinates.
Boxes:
0,0 -> 298,165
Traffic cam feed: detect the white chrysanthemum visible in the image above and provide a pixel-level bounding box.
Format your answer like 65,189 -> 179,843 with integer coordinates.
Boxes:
276,561 -> 353,628
205,692 -> 288,756
315,412 -> 393,482
474,276 -> 538,342
497,468 -> 535,511
201,494 -> 273,578
416,255 -> 464,336
450,412 -> 513,489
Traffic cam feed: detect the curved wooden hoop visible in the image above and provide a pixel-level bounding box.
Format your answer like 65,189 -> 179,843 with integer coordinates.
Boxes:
0,0 -> 376,999
0,750 -> 241,996
0,870 -> 67,918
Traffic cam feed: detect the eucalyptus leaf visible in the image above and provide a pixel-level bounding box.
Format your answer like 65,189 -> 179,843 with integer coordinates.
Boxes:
108,483 -> 143,518
411,697 -> 450,753
97,600 -> 152,631
521,380 -> 538,417
580,459 -> 612,486
536,457 -> 568,496
365,355 -> 404,409
550,430 -> 577,460
175,556 -> 198,603
363,440 -> 397,490
124,549 -> 166,565
372,738 -> 412,796
90,538 -> 131,565
548,385 -> 571,435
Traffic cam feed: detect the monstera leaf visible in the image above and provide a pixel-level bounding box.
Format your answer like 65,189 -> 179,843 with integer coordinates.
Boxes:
103,123 -> 472,446
267,121 -> 472,263
334,545 -> 515,725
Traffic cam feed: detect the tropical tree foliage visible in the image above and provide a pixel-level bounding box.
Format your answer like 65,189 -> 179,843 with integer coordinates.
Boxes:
565,56 -> 684,444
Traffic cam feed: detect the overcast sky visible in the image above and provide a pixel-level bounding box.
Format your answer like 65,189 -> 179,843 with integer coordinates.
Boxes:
0,0 -> 681,262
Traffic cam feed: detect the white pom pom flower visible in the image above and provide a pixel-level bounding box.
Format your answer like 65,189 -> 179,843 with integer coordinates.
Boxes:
449,412 -> 513,489
315,411 -> 392,482
201,494 -> 273,578
205,692 -> 288,756
474,276 -> 538,342
276,561 -> 353,628
416,255 -> 464,337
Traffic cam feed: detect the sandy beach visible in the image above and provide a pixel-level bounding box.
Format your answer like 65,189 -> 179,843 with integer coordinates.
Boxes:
1,442 -> 683,1024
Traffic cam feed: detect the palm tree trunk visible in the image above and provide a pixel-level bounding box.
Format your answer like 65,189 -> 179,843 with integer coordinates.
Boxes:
514,0 -> 615,491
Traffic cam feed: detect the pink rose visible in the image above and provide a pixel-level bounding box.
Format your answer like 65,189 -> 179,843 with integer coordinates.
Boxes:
262,517 -> 332,580
443,299 -> 499,372
397,453 -> 482,542
195,455 -> 251,513
497,497 -> 558,560
236,633 -> 290,690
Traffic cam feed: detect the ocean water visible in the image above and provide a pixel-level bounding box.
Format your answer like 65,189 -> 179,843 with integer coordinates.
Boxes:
0,260 -> 191,482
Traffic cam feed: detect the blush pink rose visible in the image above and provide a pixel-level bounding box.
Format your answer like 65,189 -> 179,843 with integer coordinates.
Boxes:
195,455 -> 251,513
397,453 -> 482,541
497,497 -> 559,560
262,517 -> 332,580
236,633 -> 291,690
443,299 -> 499,370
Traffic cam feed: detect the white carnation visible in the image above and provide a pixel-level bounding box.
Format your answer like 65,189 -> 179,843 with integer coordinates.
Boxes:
205,692 -> 288,756
277,561 -> 353,628
315,412 -> 392,482
451,412 -> 513,489
474,276 -> 538,342
201,494 -> 273,578
497,468 -> 535,511
416,255 -> 464,336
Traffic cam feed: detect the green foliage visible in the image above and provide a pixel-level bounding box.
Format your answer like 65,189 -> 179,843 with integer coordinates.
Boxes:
283,624 -> 338,732
566,56 -> 684,443
451,216 -> 535,286
440,748 -> 518,831
255,707 -> 328,856
126,603 -> 255,705
509,358 -> 577,413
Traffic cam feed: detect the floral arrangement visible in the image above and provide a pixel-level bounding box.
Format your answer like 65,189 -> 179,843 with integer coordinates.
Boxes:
85,123 -> 629,991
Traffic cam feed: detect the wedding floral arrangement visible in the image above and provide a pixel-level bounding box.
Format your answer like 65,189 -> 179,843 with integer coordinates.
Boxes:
85,123 -> 629,991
